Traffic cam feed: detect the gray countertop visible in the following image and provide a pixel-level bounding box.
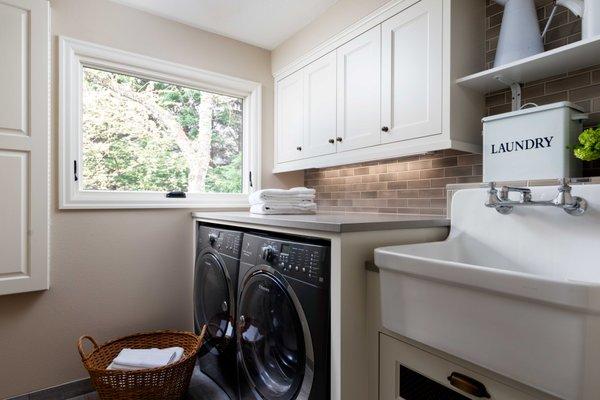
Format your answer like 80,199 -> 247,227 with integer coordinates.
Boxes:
191,211 -> 450,233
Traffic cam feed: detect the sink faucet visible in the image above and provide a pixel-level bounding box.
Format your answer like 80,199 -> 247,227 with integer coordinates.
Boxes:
485,179 -> 588,216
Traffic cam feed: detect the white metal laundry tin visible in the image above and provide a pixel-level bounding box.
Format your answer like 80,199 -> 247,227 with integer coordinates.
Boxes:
482,101 -> 587,182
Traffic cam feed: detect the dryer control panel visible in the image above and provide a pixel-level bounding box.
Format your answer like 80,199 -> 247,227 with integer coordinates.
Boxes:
241,234 -> 329,288
198,225 -> 242,259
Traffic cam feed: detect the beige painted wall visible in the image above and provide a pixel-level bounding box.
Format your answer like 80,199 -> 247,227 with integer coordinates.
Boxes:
271,0 -> 390,73
0,0 -> 301,397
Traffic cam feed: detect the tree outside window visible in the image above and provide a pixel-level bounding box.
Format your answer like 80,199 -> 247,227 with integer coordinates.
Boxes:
81,67 -> 243,194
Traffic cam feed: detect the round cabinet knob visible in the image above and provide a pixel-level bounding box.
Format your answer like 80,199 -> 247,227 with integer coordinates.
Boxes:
336,137 -> 343,142
208,233 -> 218,245
328,138 -> 335,144
296,146 -> 302,151
381,126 -> 389,132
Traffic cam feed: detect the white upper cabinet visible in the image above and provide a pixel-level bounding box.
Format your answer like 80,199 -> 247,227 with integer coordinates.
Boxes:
336,26 -> 381,152
276,69 -> 304,163
381,0 -> 442,143
303,52 -> 337,158
0,0 -> 49,295
273,0 -> 485,173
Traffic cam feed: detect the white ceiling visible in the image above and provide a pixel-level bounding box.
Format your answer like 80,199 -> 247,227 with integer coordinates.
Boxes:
110,0 -> 339,50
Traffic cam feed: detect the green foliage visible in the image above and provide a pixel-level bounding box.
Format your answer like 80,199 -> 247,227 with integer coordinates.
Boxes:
573,126 -> 600,162
205,154 -> 243,193
81,67 -> 243,193
156,82 -> 202,140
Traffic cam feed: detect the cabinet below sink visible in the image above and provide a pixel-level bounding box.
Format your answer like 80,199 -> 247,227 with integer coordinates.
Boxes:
379,333 -> 554,400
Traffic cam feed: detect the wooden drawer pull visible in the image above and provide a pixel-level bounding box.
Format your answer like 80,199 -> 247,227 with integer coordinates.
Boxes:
447,372 -> 491,398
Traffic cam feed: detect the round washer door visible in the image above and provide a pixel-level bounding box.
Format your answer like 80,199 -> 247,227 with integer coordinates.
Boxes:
194,249 -> 234,355
237,270 -> 313,400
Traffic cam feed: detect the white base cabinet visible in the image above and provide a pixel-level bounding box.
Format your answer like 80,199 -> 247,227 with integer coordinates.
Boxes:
273,0 -> 485,173
379,333 -> 556,400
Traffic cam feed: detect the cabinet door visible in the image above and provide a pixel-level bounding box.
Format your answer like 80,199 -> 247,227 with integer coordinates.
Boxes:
380,334 -> 541,400
336,26 -> 381,152
381,0 -> 442,144
0,0 -> 49,295
303,52 -> 337,158
276,70 -> 304,163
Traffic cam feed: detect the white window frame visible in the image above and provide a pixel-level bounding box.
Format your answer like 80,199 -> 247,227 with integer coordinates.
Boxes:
59,36 -> 261,209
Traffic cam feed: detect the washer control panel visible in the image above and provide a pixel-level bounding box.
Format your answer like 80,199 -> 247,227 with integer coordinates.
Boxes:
243,234 -> 329,287
277,244 -> 327,285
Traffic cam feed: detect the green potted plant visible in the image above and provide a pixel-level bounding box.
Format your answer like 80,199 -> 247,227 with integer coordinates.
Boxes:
573,126 -> 600,162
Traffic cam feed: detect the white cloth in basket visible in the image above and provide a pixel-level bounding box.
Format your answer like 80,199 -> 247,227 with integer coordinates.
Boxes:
107,347 -> 184,370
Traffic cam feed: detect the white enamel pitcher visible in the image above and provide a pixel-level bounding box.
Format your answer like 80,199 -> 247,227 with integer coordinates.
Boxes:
554,0 -> 600,40
494,0 -> 544,66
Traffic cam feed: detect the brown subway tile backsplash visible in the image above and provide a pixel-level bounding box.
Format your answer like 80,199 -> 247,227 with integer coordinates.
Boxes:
420,168 -> 445,179
304,1 -> 600,217
545,73 -> 591,93
431,156 -> 458,168
305,150 -> 482,216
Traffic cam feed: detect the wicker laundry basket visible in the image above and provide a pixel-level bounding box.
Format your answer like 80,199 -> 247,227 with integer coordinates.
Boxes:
77,327 -> 206,400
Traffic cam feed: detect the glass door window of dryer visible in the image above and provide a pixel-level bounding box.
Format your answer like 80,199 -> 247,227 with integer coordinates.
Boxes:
195,252 -> 232,354
238,273 -> 306,400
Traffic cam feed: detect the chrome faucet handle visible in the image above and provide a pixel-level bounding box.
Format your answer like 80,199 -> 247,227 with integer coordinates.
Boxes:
500,186 -> 532,202
485,182 -> 498,206
557,178 -> 572,192
485,182 -> 514,214
558,177 -> 571,185
554,178 -> 587,215
501,186 -> 531,194
554,178 -> 573,205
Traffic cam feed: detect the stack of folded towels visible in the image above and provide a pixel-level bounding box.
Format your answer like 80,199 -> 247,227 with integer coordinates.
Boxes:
107,347 -> 184,370
249,187 -> 317,215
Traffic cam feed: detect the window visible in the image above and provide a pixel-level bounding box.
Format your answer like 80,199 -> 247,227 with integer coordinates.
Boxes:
59,37 -> 261,209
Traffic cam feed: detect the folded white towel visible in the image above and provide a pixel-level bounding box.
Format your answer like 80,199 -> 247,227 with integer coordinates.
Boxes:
249,196 -> 314,206
253,201 -> 315,208
107,347 -> 184,370
249,187 -> 316,204
250,202 -> 317,215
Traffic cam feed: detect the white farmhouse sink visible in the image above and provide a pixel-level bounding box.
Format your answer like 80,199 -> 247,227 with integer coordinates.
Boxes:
375,184 -> 600,400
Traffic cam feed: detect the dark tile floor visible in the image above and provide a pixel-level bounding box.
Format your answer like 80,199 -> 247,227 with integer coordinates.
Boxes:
66,366 -> 229,400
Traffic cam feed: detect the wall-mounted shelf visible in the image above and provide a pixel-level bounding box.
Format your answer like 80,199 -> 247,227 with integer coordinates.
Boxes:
456,36 -> 600,92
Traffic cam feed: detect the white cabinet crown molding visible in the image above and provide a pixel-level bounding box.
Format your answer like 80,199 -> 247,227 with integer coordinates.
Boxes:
273,0 -> 420,80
